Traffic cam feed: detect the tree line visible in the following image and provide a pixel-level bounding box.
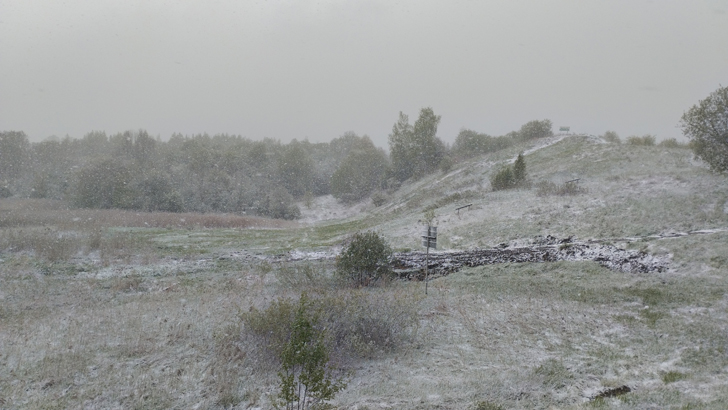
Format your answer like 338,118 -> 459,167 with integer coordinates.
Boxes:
0,110 -> 555,219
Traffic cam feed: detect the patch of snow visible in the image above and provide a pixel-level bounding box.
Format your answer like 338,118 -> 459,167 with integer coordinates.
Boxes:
298,194 -> 367,224
518,134 -> 571,158
286,248 -> 340,261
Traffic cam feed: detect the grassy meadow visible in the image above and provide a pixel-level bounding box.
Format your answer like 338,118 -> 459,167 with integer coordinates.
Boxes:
2,135 -> 728,409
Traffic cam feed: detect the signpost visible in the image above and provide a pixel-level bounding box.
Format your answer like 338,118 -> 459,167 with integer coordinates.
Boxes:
421,226 -> 437,294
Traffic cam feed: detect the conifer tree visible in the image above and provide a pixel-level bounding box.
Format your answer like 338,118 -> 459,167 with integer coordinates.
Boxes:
513,152 -> 527,185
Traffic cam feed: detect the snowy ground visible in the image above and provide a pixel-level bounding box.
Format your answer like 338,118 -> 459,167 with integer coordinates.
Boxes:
3,135 -> 728,409
297,194 -> 371,224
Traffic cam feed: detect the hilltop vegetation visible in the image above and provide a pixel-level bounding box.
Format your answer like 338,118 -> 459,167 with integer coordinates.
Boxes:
0,111 -> 559,220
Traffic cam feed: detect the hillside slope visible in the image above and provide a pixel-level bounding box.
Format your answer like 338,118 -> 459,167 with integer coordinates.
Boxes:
301,134 -> 726,254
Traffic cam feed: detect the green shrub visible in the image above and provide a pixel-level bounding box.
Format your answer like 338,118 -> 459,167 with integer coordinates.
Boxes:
661,370 -> 688,384
490,154 -> 528,191
276,294 -> 346,410
626,134 -> 656,146
371,191 -> 387,207
240,290 -> 420,368
472,401 -> 505,410
322,290 -> 420,358
257,187 -> 301,220
452,129 -> 515,159
658,138 -> 688,149
602,130 -> 621,144
680,84 -> 728,173
534,358 -> 573,388
336,231 -> 393,287
241,298 -> 297,362
490,166 -> 514,191
276,263 -> 329,289
513,152 -> 527,184
518,119 -> 553,141
439,155 -> 453,173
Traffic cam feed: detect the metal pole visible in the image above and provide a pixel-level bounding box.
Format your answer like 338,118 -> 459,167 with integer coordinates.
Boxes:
425,241 -> 429,295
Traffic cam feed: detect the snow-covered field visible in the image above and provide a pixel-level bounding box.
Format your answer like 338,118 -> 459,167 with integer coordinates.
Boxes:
2,135 -> 728,409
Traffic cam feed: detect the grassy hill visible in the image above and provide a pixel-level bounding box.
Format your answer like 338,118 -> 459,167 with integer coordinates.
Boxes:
2,135 -> 728,409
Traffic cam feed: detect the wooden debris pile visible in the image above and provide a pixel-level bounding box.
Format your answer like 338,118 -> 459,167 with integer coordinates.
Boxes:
392,236 -> 667,280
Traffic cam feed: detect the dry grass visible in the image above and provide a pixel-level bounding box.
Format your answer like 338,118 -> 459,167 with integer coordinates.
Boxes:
0,198 -> 297,230
0,198 -> 298,265
0,256 -> 256,409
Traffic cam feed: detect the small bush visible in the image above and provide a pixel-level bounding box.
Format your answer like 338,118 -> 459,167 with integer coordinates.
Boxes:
661,370 -> 688,384
241,298 -> 298,363
658,138 -> 688,149
472,401 -> 505,410
602,131 -> 621,144
110,275 -> 144,292
626,134 -> 656,146
240,290 -> 420,368
257,187 -> 301,220
534,358 -> 573,388
276,294 -> 346,410
336,231 -> 393,287
518,119 -> 553,141
276,263 -> 330,289
536,180 -> 588,196
490,166 -> 514,191
0,228 -> 80,262
439,156 -> 453,173
303,191 -> 314,209
371,191 -> 387,207
639,308 -> 666,327
491,154 -> 528,191
452,129 -> 515,159
0,185 -> 13,198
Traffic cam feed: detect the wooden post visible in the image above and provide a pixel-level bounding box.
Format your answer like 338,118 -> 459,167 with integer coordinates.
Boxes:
421,225 -> 436,295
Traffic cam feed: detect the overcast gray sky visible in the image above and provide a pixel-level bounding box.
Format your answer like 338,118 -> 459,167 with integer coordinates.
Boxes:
1,0 -> 726,147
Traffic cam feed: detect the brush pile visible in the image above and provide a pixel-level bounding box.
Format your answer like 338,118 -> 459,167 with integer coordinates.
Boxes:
392,235 -> 668,280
